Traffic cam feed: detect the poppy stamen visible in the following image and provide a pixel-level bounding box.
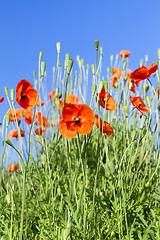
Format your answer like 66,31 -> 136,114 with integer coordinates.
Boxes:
21,93 -> 26,99
73,117 -> 80,124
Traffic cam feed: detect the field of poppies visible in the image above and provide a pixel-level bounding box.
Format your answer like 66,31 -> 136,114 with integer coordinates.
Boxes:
0,41 -> 160,239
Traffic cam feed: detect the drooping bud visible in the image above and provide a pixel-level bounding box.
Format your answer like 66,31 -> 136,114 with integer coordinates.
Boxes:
143,83 -> 149,94
114,83 -> 119,89
123,105 -> 128,116
100,46 -> 103,55
5,139 -> 13,147
91,64 -> 95,75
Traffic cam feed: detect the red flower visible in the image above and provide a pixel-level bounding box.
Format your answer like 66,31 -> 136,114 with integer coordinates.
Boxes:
37,97 -> 45,106
8,163 -> 18,173
7,109 -> 23,122
94,115 -> 113,137
130,63 -> 158,86
59,103 -> 94,139
35,127 -> 47,135
130,96 -> 149,115
119,50 -> 131,58
23,110 -> 34,125
58,95 -> 79,111
0,96 -> 4,103
35,112 -> 51,128
96,87 -> 117,110
48,90 -> 56,100
8,130 -> 25,139
16,79 -> 38,111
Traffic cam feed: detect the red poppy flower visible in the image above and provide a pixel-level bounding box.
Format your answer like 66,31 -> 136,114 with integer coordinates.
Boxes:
7,108 -> 24,122
94,115 -> 113,137
8,130 -> 25,139
130,63 -> 158,86
48,90 -> 56,100
96,87 -> 117,110
130,96 -> 149,115
23,110 -> 34,125
156,88 -> 159,95
35,127 -> 47,135
58,95 -> 79,111
119,50 -> 131,58
16,79 -> 38,111
8,163 -> 18,173
0,96 -> 4,103
59,103 -> 94,139
126,69 -> 131,79
35,111 -> 51,128
37,97 -> 45,106
110,74 -> 118,87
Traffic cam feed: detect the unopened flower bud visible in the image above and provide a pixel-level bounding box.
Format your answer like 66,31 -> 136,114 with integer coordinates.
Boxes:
95,40 -> 99,49
143,84 -> 149,94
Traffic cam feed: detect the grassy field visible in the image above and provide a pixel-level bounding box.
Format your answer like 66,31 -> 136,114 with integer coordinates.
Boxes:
0,42 -> 160,239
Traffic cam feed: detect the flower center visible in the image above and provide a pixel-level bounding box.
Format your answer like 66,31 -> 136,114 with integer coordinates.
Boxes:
103,97 -> 107,103
73,117 -> 80,124
21,93 -> 26,99
138,101 -> 142,107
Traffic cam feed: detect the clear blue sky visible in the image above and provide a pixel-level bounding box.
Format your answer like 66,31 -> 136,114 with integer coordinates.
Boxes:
0,0 -> 160,117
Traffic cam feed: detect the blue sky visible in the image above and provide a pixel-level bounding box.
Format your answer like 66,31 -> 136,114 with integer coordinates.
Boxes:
0,0 -> 160,119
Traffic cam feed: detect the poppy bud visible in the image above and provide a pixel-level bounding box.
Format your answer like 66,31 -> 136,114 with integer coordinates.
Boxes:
5,114 -> 10,127
4,87 -> 8,97
95,40 -> 99,49
55,99 -> 60,109
155,60 -> 158,66
140,59 -> 143,67
98,81 -> 104,93
145,55 -> 148,63
67,59 -> 73,74
41,61 -> 46,76
143,84 -> 149,94
41,153 -> 46,165
124,76 -> 128,81
92,84 -> 97,95
145,96 -> 151,108
107,67 -> 110,73
123,105 -> 128,116
114,83 -> 119,89
56,42 -> 61,54
39,52 -> 43,60
35,135 -> 42,145
103,81 -> 108,92
10,89 -> 14,102
33,71 -> 36,78
100,46 -> 103,55
63,228 -> 70,240
53,66 -> 55,74
5,139 -> 13,147
110,55 -> 113,64
91,64 -> 95,75
65,54 -> 70,69
158,49 -> 160,60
